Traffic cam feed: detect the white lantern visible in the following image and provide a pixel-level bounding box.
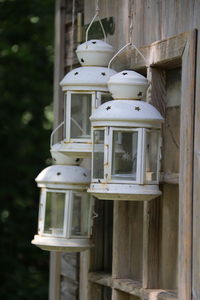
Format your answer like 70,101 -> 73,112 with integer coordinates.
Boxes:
32,165 -> 94,252
88,70 -> 164,201
50,40 -> 116,164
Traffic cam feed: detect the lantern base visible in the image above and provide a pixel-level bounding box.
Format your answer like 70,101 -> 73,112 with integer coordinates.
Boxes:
31,235 -> 93,252
88,183 -> 162,201
51,141 -> 92,161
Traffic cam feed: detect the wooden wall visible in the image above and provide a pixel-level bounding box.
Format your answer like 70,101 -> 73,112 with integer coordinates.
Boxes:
52,1 -> 200,300
82,1 -> 199,300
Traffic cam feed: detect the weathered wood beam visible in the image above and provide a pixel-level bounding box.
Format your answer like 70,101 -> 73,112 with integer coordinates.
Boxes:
160,172 -> 179,184
112,31 -> 190,71
88,272 -> 177,300
178,29 -> 196,300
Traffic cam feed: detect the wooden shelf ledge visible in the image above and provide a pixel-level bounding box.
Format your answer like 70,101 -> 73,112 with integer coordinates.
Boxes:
160,172 -> 179,184
88,272 -> 177,300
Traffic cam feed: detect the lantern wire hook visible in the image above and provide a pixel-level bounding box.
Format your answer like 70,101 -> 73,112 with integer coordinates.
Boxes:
108,5 -> 147,74
85,0 -> 106,47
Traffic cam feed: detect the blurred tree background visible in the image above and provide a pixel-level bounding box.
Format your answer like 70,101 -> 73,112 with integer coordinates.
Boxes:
0,0 -> 54,299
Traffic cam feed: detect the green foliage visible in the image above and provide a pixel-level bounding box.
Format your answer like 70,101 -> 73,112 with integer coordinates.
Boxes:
0,0 -> 54,299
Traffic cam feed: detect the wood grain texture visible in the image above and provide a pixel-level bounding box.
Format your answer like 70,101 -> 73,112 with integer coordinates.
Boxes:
53,0 -> 66,129
158,185 -> 179,290
84,0 -> 129,51
112,201 -> 143,282
178,29 -> 196,300
60,253 -> 79,300
89,272 -> 177,300
142,199 -> 160,288
55,0 -> 200,298
49,252 -> 61,300
142,65 -> 165,289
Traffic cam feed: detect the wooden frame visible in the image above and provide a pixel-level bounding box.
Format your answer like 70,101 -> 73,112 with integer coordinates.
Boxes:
86,30 -> 196,300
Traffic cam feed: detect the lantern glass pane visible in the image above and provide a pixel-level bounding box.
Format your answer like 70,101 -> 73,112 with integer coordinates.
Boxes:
100,93 -> 112,105
38,194 -> 43,234
145,131 -> 159,182
93,130 -> 104,179
44,192 -> 65,236
71,192 -> 90,237
112,131 -> 138,181
71,93 -> 91,139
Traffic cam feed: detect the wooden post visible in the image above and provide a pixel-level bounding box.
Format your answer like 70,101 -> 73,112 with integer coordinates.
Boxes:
49,252 -> 61,300
178,30 -> 196,300
49,1 -> 66,300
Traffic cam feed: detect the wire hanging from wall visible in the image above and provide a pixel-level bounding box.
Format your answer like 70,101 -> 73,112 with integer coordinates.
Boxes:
85,0 -> 106,45
108,0 -> 147,72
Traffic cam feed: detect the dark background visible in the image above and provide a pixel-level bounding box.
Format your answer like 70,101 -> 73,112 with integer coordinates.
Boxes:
0,0 -> 54,299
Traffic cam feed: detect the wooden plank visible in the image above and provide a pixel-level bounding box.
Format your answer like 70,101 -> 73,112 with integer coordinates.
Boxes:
79,251 -> 90,300
103,201 -> 114,272
178,29 -> 196,300
53,0 -> 66,129
142,66 -> 165,289
49,1 -> 66,299
142,199 -> 160,288
88,272 -> 177,300
60,253 -> 79,300
158,185 -> 179,289
160,172 -> 179,185
49,252 -> 61,300
192,2 -> 200,299
89,283 -> 103,300
112,201 -> 131,279
89,272 -> 112,287
112,201 -> 143,281
89,199 -> 105,270
112,32 -> 188,71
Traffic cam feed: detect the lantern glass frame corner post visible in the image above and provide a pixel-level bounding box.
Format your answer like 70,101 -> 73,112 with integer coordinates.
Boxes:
32,165 -> 94,252
88,70 -> 164,201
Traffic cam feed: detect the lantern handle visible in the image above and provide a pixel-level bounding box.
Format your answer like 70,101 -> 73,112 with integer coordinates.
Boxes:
50,121 -> 64,148
85,1 -> 106,47
108,42 -> 147,76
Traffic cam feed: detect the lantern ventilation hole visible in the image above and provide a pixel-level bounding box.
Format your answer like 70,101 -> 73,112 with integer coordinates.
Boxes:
74,72 -> 79,75
81,58 -> 84,63
101,72 -> 106,76
76,158 -> 80,162
98,179 -> 101,183
92,41 -> 97,44
57,172 -> 61,176
106,105 -> 111,110
122,72 -> 128,75
135,106 -> 141,111
137,91 -> 143,96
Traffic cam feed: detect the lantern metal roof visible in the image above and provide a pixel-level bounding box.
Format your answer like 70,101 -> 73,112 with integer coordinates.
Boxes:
60,66 -> 116,92
76,39 -> 114,67
36,165 -> 91,189
108,70 -> 149,100
90,100 -> 164,128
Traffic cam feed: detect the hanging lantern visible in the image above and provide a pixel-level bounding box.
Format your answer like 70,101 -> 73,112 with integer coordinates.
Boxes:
50,39 -> 116,163
88,70 -> 164,201
32,165 -> 94,252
